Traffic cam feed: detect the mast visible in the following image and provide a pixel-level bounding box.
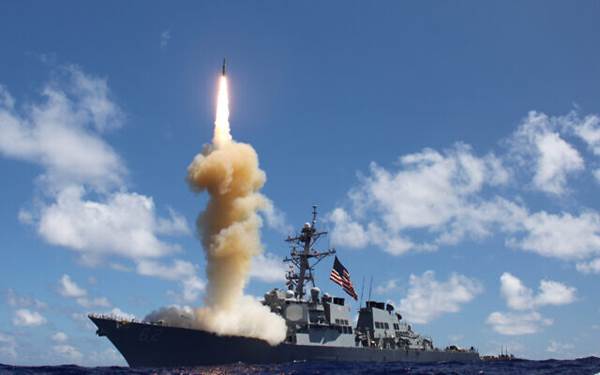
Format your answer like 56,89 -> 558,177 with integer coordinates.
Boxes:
284,206 -> 336,300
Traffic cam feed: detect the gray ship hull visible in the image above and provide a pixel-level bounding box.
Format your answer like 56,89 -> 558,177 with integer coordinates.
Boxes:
90,316 -> 480,367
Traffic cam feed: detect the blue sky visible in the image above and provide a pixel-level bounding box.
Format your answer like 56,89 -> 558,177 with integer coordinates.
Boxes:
1,0 -> 600,365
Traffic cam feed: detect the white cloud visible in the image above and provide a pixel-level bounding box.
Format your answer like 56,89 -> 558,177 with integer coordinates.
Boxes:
0,332 -> 17,360
489,273 -> 575,336
160,30 -> 171,49
500,273 -> 576,310
329,144 -> 510,254
327,109 -> 600,268
566,112 -> 600,155
260,199 -> 292,234
500,273 -> 534,310
5,289 -> 46,309
136,259 -> 204,302
58,274 -> 111,308
0,66 -> 189,271
546,340 -> 574,355
39,186 -> 184,262
13,309 -> 47,327
508,211 -> 600,260
532,133 -> 583,194
328,208 -> 371,249
398,271 -> 482,324
486,311 -> 552,335
53,344 -> 83,362
66,65 -> 124,133
535,280 -> 577,307
0,69 -> 125,192
511,111 -> 584,195
374,279 -> 399,295
156,207 -> 191,236
58,274 -> 87,298
576,258 -> 600,274
51,332 -> 68,343
249,252 -> 287,283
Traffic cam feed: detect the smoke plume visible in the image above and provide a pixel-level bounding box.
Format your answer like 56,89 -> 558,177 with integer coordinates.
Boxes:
147,75 -> 286,345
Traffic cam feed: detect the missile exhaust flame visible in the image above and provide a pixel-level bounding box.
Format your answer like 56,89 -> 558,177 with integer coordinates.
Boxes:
145,60 -> 286,345
213,75 -> 232,148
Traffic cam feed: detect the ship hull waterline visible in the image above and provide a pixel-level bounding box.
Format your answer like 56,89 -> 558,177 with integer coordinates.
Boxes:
90,316 -> 480,367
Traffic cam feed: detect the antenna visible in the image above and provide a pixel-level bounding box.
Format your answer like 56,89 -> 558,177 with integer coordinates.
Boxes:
359,276 -> 365,308
367,276 -> 373,301
283,206 -> 335,300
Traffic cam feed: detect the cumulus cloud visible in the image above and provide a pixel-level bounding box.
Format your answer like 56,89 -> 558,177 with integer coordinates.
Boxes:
546,340 -> 575,356
13,309 -> 47,327
136,259 -> 205,302
535,280 -> 577,306
39,186 -> 184,263
508,211 -> 600,260
0,65 -> 197,300
398,271 -> 482,324
51,332 -> 68,343
5,289 -> 46,309
500,273 -> 576,310
374,279 -> 399,295
488,273 -> 575,336
58,274 -> 87,298
58,274 -> 111,308
0,73 -> 125,192
564,112 -> 600,155
499,273 -> 534,310
249,252 -> 287,283
53,344 -> 83,362
260,199 -> 293,234
328,208 -> 373,250
328,109 -> 600,271
510,111 -> 584,195
329,144 -> 509,254
576,258 -> 600,274
486,311 -> 552,335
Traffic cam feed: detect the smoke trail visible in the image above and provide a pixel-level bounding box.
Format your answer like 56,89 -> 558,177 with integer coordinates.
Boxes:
183,75 -> 286,345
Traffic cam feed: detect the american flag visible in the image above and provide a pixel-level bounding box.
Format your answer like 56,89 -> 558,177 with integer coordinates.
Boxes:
329,256 -> 358,300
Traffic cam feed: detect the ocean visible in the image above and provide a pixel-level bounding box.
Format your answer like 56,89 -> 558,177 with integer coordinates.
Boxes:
2,358 -> 600,375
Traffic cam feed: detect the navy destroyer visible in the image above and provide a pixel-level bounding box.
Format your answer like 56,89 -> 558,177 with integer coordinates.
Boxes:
89,206 -> 480,367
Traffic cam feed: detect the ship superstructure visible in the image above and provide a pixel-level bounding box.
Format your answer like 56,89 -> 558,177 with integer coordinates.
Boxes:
89,206 -> 479,367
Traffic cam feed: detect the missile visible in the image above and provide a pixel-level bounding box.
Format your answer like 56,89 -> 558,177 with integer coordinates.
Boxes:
222,58 -> 226,76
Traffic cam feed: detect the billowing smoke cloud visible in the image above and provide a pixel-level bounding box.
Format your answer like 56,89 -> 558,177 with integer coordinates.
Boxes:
146,75 -> 286,345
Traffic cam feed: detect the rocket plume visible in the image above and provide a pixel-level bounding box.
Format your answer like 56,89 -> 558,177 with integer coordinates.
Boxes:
182,68 -> 286,345
213,76 -> 232,148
